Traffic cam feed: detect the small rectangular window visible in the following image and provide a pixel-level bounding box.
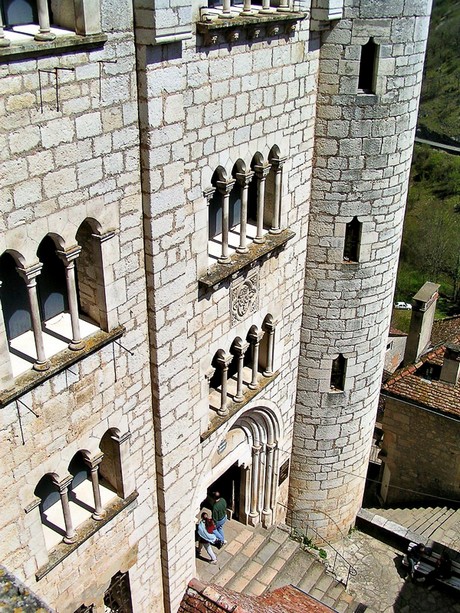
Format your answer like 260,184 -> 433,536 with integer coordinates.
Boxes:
358,38 -> 377,94
343,217 -> 362,262
330,354 -> 346,391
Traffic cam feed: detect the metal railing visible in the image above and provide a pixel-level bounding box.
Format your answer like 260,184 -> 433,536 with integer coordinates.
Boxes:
278,502 -> 358,588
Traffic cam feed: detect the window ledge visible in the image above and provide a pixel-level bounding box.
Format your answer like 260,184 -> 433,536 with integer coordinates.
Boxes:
36,490 -> 138,581
199,228 -> 295,290
0,326 -> 124,409
355,92 -> 379,105
197,11 -> 306,46
201,370 -> 279,441
0,33 -> 107,62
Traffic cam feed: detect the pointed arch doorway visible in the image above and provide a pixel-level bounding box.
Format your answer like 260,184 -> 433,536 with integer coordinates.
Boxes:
204,407 -> 281,529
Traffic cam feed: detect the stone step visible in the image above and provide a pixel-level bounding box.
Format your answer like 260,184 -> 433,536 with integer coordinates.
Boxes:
201,523 -> 364,612
221,526 -> 293,594
419,507 -> 453,539
365,505 -> 459,543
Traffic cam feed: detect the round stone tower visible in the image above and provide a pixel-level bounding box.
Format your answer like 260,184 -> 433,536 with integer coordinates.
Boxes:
289,0 -> 433,540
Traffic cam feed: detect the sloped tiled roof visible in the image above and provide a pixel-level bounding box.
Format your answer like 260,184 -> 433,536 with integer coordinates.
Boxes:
431,315 -> 460,346
382,331 -> 460,419
178,579 -> 335,613
0,566 -> 53,612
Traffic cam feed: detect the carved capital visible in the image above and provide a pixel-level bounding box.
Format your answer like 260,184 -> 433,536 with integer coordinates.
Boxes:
235,170 -> 254,187
16,262 -> 43,285
270,156 -> 287,171
248,324 -> 264,344
203,185 -> 216,203
57,245 -> 82,267
215,348 -> 233,370
82,451 -> 104,471
216,178 -> 236,195
253,164 -> 270,180
232,336 -> 250,357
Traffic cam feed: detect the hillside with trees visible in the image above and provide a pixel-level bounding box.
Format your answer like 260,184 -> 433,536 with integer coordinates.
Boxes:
418,0 -> 460,142
393,0 -> 460,328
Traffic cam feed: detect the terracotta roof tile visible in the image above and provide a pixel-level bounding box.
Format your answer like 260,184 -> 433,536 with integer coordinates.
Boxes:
382,336 -> 460,419
179,580 -> 335,613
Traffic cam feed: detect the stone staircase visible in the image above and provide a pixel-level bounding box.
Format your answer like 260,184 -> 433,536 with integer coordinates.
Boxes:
197,521 -> 371,613
365,506 -> 460,550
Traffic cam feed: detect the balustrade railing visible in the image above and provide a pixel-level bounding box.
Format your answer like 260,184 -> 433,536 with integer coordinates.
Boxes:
278,502 -> 358,588
203,0 -> 296,20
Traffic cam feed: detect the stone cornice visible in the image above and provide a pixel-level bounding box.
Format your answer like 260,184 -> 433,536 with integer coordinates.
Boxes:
201,370 -> 279,441
199,228 -> 295,290
0,33 -> 107,62
197,12 -> 306,46
0,326 -> 125,409
35,491 -> 138,581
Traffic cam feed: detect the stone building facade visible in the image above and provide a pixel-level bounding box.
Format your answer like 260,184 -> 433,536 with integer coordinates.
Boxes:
381,311 -> 460,507
0,2 -> 163,611
0,0 -> 432,612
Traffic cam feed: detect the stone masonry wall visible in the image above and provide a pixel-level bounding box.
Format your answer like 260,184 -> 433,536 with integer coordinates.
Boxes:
0,1 -> 163,610
290,0 -> 433,541
135,10 -> 319,611
382,398 -> 460,506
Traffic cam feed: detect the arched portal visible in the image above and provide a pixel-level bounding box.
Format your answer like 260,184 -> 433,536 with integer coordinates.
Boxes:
205,406 -> 281,529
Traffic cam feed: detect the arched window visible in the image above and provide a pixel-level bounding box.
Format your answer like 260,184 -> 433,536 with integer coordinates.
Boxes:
0,252 -> 31,341
358,38 -> 377,94
343,217 -> 362,262
34,448 -> 122,550
210,349 -> 232,416
1,0 -> 38,27
76,220 -> 106,330
208,190 -> 222,242
100,429 -> 126,498
34,473 -> 66,550
37,236 -> 68,322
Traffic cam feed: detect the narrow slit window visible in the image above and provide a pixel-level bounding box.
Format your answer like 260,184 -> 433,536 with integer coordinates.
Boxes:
343,217 -> 362,262
330,354 -> 346,391
358,38 -> 377,94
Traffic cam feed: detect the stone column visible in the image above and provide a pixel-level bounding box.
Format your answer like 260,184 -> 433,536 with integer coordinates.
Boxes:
241,0 -> 253,16
16,264 -> 50,372
248,443 -> 261,526
235,171 -> 254,254
260,0 -> 273,13
54,476 -> 76,544
270,444 -> 279,512
216,179 -> 235,264
57,246 -> 85,351
277,0 -> 291,12
232,337 -> 249,402
0,281 -> 13,389
83,452 -> 105,520
262,315 -> 276,376
35,0 -> 56,41
253,164 -> 270,243
269,157 -> 286,234
0,11 -> 10,47
219,0 -> 234,18
262,442 -> 275,526
247,325 -> 264,390
215,349 -> 232,417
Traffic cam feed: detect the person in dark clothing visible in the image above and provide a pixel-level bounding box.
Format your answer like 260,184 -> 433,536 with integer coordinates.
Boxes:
424,551 -> 452,589
211,491 -> 228,544
403,542 -> 426,580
